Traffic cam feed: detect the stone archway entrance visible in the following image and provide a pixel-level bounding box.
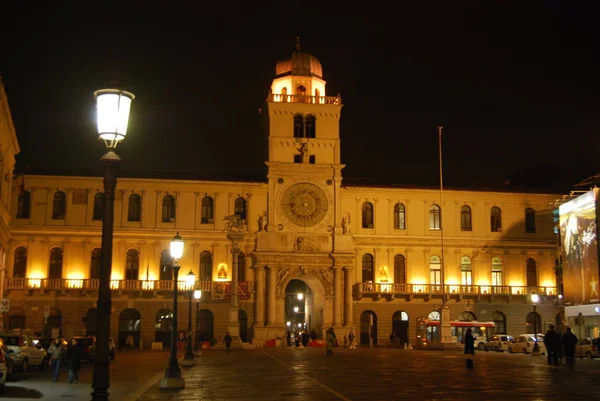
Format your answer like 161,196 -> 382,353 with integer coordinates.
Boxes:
283,276 -> 327,339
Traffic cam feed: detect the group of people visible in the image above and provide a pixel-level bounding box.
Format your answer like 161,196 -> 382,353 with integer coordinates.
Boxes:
543,325 -> 579,368
463,324 -> 580,369
46,337 -> 83,383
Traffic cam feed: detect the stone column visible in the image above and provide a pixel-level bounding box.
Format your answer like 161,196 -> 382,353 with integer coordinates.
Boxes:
333,266 -> 343,327
227,232 -> 244,344
253,265 -> 265,326
344,267 -> 353,326
266,266 -> 276,326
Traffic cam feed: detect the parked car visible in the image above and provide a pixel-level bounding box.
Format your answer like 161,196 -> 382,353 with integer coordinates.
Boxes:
474,336 -> 487,350
0,333 -> 47,371
508,334 -> 546,355
0,338 -> 14,394
575,337 -> 600,359
484,334 -> 514,352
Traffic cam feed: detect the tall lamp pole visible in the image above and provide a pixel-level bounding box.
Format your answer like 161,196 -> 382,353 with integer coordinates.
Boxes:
160,233 -> 185,389
531,293 -> 540,355
193,290 -> 202,351
91,88 -> 134,401
181,269 -> 196,367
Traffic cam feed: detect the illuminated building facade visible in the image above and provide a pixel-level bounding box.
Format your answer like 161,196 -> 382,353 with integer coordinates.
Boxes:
1,44 -> 563,347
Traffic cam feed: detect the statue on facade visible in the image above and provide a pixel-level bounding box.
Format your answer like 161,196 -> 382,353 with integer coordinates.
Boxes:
224,214 -> 246,233
297,142 -> 309,164
342,213 -> 351,234
257,211 -> 268,232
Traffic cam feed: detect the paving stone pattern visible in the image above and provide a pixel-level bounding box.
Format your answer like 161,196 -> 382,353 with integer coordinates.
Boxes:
137,347 -> 600,401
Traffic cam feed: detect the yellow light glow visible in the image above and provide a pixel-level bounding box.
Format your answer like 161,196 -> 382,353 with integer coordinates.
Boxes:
28,279 -> 41,289
410,277 -> 426,285
142,281 -> 155,290
67,279 -> 84,289
28,271 -> 44,279
445,278 -> 459,285
448,285 -> 460,294
271,78 -> 292,101
379,284 -> 392,293
110,280 -> 120,290
476,280 -> 490,286
541,280 -> 555,288
217,263 -> 228,281
379,265 -> 389,282
111,272 -> 123,280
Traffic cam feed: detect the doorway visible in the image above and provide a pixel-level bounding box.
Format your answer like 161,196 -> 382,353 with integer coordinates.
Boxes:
360,311 -> 378,346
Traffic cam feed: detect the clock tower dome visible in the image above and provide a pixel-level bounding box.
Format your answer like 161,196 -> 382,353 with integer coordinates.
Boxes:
260,38 -> 344,239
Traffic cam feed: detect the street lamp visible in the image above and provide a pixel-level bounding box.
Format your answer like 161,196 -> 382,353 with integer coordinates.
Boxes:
531,293 -> 540,355
92,88 -> 134,401
193,290 -> 202,351
181,269 -> 196,367
160,233 -> 185,389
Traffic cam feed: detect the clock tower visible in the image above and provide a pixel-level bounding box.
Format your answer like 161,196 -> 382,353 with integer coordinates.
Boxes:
260,38 -> 345,242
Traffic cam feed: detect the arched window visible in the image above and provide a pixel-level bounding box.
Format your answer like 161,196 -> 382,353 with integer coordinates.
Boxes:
460,256 -> 472,285
428,311 -> 440,321
201,196 -> 214,224
48,247 -> 63,279
361,202 -> 374,228
526,311 -> 541,334
491,206 -> 502,232
293,114 -> 304,138
17,191 -> 30,219
492,311 -> 507,334
394,254 -> 406,284
314,88 -> 320,98
281,87 -> 287,95
393,203 -> 406,230
52,191 -> 66,220
238,252 -> 246,282
429,255 -> 441,286
305,115 -> 316,138
128,194 -> 141,222
13,247 -> 27,278
162,195 -> 175,222
491,257 -> 503,286
362,254 -> 374,282
526,258 -> 537,287
93,193 -> 105,221
460,205 -> 472,231
90,248 -> 101,279
234,197 -> 247,221
297,85 -> 306,95
429,204 -> 441,230
459,311 -> 476,321
200,251 -> 213,281
125,249 -> 140,280
160,250 -> 173,281
525,208 -> 536,233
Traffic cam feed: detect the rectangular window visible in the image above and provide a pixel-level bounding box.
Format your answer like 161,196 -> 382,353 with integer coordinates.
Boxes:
492,271 -> 503,286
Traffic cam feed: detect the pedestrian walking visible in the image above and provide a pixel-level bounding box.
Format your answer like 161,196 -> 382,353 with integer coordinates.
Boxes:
543,324 -> 561,368
47,337 -> 65,382
348,329 -> 356,349
326,327 -> 335,354
561,326 -> 578,368
223,331 -> 232,351
464,328 -> 475,369
66,338 -> 81,383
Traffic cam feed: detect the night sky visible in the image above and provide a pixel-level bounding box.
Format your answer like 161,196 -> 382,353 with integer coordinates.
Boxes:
2,1 -> 599,192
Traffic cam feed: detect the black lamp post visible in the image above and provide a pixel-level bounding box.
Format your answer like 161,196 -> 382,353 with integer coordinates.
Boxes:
194,290 -> 202,351
160,233 -> 185,389
91,88 -> 134,401
531,293 -> 540,354
181,269 -> 196,367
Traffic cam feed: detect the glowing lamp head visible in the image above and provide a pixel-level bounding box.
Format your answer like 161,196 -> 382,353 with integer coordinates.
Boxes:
286,321 -> 291,327
194,290 -> 202,300
293,306 -> 299,313
170,232 -> 184,260
531,293 -> 539,304
297,293 -> 304,300
94,88 -> 135,148
185,269 -> 196,287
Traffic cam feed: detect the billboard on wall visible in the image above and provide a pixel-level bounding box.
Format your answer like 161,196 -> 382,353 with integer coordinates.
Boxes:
559,189 -> 600,305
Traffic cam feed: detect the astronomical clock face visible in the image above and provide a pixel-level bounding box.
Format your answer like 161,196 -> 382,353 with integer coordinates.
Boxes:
279,182 -> 329,228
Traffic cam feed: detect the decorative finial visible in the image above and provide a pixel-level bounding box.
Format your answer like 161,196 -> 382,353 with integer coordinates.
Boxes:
295,35 -> 301,51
